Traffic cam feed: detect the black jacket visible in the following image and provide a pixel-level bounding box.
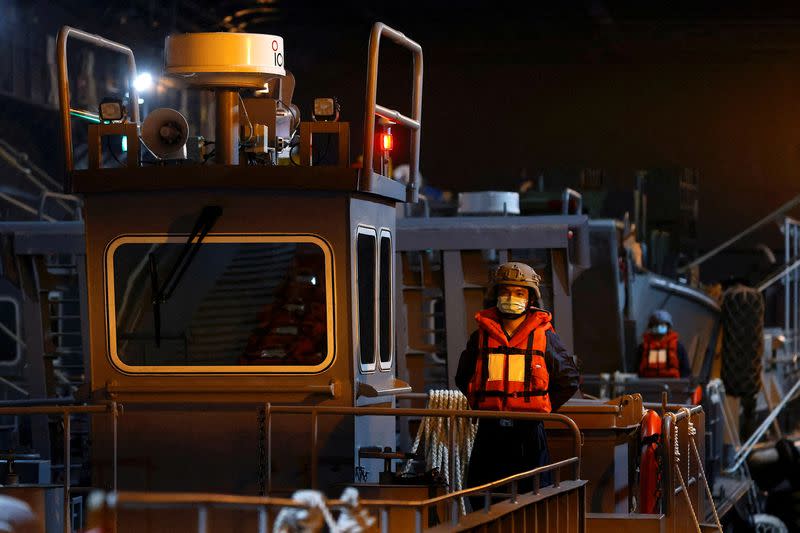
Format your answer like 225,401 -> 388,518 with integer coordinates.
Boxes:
455,327 -> 580,412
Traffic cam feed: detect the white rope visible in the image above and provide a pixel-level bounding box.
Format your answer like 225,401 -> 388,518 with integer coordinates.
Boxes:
672,420 -> 702,533
409,390 -> 478,515
679,408 -> 723,533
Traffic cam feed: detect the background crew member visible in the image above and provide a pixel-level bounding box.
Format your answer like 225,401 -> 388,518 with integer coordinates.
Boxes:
637,309 -> 691,378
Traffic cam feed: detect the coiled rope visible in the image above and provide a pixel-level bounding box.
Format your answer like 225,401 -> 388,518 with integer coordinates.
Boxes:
409,389 -> 479,515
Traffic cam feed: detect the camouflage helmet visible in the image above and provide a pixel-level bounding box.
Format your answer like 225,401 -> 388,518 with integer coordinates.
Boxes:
485,262 -> 543,309
492,262 -> 541,289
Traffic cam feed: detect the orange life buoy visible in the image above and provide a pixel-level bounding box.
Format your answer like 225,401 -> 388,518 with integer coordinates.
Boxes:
639,409 -> 662,514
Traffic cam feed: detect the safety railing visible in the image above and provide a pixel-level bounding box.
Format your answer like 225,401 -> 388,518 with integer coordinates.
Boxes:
726,377 -> 800,473
261,405 -> 582,495
678,192 -> 800,274
657,404 -> 724,533
0,399 -> 582,533
782,217 -> 800,356
562,188 -> 583,215
39,192 -> 83,221
87,491 -> 361,533
57,26 -> 141,177
0,401 -> 120,533
362,22 -> 423,202
85,458 -> 582,533
360,457 -> 582,532
0,401 -> 581,532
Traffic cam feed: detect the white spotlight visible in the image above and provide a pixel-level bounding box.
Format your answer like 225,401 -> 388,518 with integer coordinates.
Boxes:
134,72 -> 154,93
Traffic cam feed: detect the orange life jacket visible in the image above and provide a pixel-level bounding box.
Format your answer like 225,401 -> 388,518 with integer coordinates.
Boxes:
467,308 -> 552,413
639,330 -> 681,378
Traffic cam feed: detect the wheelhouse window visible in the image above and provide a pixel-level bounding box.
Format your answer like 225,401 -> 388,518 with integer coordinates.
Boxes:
356,228 -> 376,370
378,231 -> 393,369
106,235 -> 333,373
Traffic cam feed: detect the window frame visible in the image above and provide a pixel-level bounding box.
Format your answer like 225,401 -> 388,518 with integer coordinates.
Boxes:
355,226 -> 378,374
104,233 -> 335,374
378,229 -> 393,371
0,296 -> 21,367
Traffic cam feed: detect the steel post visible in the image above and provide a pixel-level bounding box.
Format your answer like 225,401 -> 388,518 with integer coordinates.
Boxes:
63,411 -> 71,533
214,90 -> 239,165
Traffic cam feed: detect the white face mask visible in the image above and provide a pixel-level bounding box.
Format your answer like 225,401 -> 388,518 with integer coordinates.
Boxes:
652,324 -> 668,336
497,295 -> 527,315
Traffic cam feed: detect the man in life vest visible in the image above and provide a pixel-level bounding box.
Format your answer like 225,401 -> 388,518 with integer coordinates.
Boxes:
637,309 -> 691,378
455,262 -> 580,495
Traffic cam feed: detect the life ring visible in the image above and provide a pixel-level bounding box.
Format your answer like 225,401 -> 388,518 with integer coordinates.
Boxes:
639,409 -> 662,514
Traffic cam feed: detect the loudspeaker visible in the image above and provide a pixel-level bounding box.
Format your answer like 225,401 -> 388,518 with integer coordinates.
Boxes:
142,108 -> 189,159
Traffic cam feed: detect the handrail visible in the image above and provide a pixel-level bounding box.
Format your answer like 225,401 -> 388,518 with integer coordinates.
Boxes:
726,377 -> 800,473
0,401 -> 120,533
360,458 -> 579,508
0,192 -> 57,222
562,188 -> 583,215
264,405 -> 582,494
756,254 -> 800,292
4,401 -> 581,532
39,192 -> 83,221
57,26 -> 140,178
0,376 -> 28,397
679,192 -> 800,273
362,22 -> 423,202
105,459 -> 577,511
643,403 -> 703,419
0,138 -> 64,192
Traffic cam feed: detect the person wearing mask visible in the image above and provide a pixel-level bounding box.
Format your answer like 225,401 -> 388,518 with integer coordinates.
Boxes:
637,309 -> 691,378
455,262 -> 580,497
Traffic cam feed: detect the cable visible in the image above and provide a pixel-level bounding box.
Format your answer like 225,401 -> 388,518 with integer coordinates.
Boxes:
288,142 -> 300,166
239,94 -> 254,144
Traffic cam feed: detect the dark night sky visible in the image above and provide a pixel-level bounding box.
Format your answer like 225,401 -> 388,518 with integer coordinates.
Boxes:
9,1 -> 800,263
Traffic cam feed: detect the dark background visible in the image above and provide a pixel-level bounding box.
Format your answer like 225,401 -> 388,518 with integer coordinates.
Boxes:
5,1 -> 800,278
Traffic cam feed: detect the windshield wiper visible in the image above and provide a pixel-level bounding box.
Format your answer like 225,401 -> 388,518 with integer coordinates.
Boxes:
149,205 -> 223,346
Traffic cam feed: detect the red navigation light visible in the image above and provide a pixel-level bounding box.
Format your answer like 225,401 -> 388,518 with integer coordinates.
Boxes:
381,132 -> 393,152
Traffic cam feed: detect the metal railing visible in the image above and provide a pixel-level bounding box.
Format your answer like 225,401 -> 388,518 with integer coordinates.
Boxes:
679,192 -> 800,273
781,217 -> 800,355
726,376 -> 800,473
90,491 -> 353,533
657,405 -> 717,532
0,401 -> 582,532
360,457 -> 581,532
362,22 -> 423,202
57,26 -> 141,177
562,188 -> 583,215
87,458 -> 581,533
262,405 -> 582,495
0,402 -> 119,533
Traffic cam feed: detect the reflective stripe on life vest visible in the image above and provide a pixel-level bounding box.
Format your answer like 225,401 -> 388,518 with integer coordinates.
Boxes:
468,309 -> 552,413
639,330 -> 681,378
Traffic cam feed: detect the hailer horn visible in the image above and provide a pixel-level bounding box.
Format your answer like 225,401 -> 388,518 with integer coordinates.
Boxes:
141,108 -> 189,159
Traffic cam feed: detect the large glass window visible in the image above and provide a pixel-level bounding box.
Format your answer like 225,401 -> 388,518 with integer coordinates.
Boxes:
378,231 -> 393,368
356,229 -> 376,369
107,235 -> 333,372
